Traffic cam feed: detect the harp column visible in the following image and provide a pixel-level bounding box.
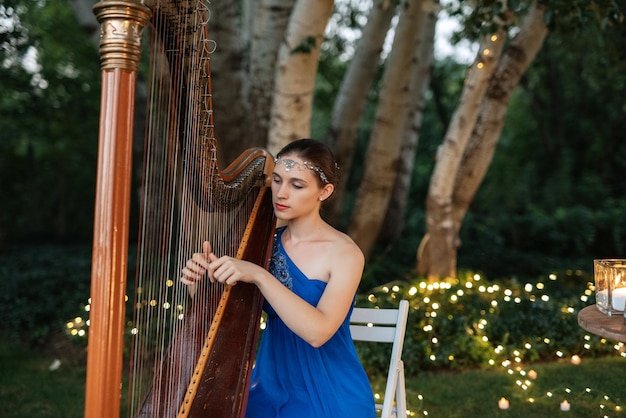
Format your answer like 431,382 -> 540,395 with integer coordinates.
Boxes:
85,2 -> 151,417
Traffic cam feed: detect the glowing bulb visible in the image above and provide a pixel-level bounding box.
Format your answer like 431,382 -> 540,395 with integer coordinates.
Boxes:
498,397 -> 509,409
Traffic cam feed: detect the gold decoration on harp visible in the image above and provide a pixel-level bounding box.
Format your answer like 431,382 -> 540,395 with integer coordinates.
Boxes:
93,1 -> 152,71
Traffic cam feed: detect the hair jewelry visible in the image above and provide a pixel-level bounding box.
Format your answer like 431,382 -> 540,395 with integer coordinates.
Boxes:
274,158 -> 329,184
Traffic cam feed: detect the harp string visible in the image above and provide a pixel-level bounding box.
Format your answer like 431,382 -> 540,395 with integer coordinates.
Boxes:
126,1 -> 261,416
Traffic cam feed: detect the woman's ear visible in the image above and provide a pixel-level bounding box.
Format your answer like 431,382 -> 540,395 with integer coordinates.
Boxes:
319,183 -> 335,202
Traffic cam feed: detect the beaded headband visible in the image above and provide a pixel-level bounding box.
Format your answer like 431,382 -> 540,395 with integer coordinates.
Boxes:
274,157 -> 329,184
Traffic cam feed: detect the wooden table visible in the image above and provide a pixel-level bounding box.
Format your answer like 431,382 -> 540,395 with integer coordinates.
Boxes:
578,304 -> 626,342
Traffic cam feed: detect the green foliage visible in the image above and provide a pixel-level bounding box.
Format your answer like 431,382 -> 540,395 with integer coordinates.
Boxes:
0,245 -> 92,345
453,14 -> 626,279
444,0 -> 623,42
355,269 -> 618,377
541,0 -> 624,31
0,1 -> 100,243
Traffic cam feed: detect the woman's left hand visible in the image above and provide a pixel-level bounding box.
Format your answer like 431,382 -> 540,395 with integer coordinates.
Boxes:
208,256 -> 263,286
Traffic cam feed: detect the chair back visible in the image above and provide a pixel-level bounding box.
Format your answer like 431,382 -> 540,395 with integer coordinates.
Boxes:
350,300 -> 409,418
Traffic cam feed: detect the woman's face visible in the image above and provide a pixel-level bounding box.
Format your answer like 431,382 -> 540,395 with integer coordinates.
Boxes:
271,155 -> 328,221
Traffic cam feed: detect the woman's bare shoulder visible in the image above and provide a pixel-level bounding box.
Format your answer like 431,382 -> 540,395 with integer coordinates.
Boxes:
326,228 -> 364,264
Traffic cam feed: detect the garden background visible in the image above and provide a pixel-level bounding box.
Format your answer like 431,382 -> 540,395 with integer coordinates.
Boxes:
1,0 -> 626,417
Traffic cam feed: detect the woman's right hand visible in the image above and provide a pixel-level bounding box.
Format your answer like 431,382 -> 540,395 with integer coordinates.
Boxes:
180,241 -> 218,286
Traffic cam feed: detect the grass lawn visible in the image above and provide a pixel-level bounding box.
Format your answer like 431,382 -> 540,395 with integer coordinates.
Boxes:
401,356 -> 626,417
1,339 -> 624,418
0,341 -> 86,418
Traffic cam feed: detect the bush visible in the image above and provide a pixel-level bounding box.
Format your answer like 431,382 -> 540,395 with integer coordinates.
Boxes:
355,269 -> 617,376
0,245 -> 92,345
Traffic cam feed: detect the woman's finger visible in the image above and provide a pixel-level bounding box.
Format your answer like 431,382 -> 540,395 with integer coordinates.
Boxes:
180,275 -> 195,286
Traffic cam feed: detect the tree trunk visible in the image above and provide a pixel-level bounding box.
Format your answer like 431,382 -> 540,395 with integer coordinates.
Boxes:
210,0 -> 249,165
418,28 -> 507,279
246,0 -> 296,151
326,0 -> 398,227
348,0 -> 427,257
452,2 -> 549,231
380,0 -> 439,243
267,0 -> 335,155
418,1 -> 549,280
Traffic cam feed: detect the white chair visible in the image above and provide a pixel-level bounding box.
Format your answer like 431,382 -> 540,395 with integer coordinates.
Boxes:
350,300 -> 409,418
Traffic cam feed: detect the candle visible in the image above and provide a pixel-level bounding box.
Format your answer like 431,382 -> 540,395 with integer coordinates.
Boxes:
570,355 -> 581,365
560,400 -> 570,411
528,369 -> 537,379
612,287 -> 626,310
596,287 -> 626,310
498,397 -> 509,410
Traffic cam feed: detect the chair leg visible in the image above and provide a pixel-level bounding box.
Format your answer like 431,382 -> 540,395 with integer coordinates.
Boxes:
395,361 -> 407,418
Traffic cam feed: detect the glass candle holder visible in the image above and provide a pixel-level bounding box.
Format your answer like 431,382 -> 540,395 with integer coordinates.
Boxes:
594,259 -> 626,316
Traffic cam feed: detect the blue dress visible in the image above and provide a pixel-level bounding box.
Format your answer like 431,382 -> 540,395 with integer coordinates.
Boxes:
245,227 -> 376,418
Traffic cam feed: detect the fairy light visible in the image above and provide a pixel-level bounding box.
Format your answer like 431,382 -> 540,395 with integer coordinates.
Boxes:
61,268 -> 623,415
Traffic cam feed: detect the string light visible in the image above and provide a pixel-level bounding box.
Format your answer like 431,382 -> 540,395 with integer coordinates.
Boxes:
361,270 -> 625,414
64,269 -> 624,415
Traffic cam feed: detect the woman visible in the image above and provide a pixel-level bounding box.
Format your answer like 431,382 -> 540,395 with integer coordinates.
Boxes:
181,138 -> 376,417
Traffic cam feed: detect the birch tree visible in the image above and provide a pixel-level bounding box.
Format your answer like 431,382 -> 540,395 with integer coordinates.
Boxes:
348,0 -> 430,256
267,0 -> 335,155
380,0 -> 439,243
419,22 -> 508,278
418,1 -> 549,279
326,0 -> 399,226
451,2 -> 550,247
208,0 -> 249,164
245,0 -> 296,152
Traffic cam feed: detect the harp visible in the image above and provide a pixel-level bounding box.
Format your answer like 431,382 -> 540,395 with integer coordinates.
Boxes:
85,1 -> 275,417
